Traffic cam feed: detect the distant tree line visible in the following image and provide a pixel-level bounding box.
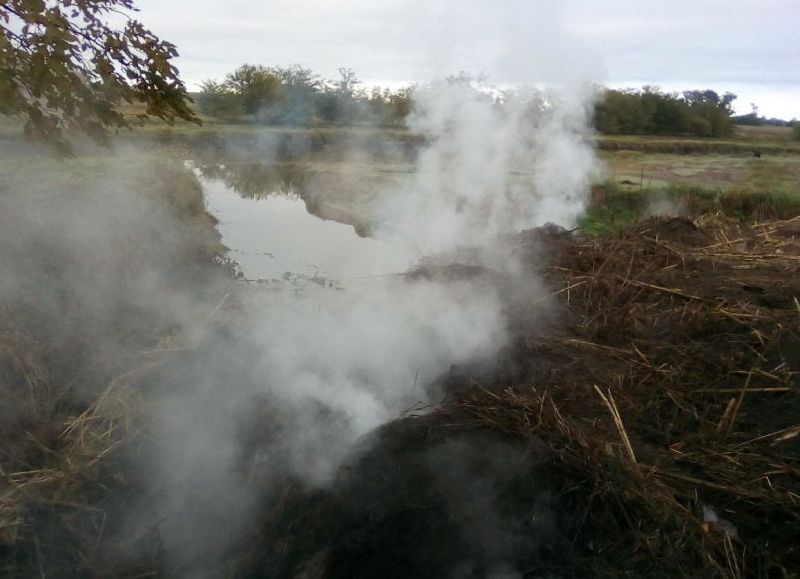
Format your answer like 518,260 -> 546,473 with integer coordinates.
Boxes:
197,64 -> 414,128
734,113 -> 796,127
594,87 -> 739,137
733,104 -> 797,128
200,66 -> 769,139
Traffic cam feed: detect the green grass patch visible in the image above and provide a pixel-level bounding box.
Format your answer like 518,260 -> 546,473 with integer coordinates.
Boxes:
0,150 -> 208,225
581,180 -> 800,235
597,133 -> 800,155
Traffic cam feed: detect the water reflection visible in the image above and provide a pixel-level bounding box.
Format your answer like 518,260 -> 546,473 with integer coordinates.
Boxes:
196,162 -> 310,200
200,171 -> 416,284
155,126 -> 419,169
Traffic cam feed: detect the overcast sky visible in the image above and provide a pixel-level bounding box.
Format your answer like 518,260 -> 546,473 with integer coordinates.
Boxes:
137,0 -> 799,119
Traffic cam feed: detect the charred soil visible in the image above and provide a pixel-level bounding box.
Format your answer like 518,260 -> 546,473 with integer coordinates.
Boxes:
250,215 -> 800,578
2,183 -> 800,577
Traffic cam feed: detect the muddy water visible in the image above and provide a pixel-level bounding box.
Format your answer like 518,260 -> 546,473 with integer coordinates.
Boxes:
200,172 -> 416,283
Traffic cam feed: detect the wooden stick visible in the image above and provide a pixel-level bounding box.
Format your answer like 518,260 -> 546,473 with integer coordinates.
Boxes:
725,372 -> 753,437
647,467 -> 763,499
619,277 -> 708,302
715,398 -> 737,435
594,385 -> 637,463
700,387 -> 790,393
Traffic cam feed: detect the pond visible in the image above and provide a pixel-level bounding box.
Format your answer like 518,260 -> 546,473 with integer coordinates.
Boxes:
200,168 -> 417,285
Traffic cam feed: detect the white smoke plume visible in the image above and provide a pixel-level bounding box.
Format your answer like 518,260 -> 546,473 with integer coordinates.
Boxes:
238,279 -> 507,484
374,78 -> 599,260
144,77 -> 600,573
139,11 -> 603,575
1,4 -> 605,577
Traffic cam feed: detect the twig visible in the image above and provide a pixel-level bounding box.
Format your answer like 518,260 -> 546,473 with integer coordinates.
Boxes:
647,467 -> 763,500
715,399 -> 736,436
725,372 -> 753,437
736,425 -> 800,448
700,387 -> 790,393
794,297 -> 800,327
531,280 -> 587,305
563,339 -> 633,356
594,385 -> 637,463
619,277 -> 708,302
205,291 -> 230,320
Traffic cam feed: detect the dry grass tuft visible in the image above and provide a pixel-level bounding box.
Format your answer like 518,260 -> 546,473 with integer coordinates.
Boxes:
457,214 -> 800,577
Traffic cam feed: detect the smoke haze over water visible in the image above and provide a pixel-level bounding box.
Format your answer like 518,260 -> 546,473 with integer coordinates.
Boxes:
0,5 -> 603,576
139,6 -> 603,575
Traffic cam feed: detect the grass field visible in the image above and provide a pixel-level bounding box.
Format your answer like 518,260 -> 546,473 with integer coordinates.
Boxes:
2,115 -> 798,236
585,127 -> 800,234
600,150 -> 800,191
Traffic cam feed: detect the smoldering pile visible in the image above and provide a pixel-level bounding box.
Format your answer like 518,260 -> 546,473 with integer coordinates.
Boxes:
3,79 -> 797,579
239,214 -> 800,578
3,180 -> 800,577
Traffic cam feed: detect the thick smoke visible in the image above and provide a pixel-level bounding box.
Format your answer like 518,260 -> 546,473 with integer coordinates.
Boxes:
2,5 -> 603,578
144,82 -> 598,574
1,155 -> 503,575
375,79 -> 599,260
231,279 -> 507,485
141,95 -> 600,569
138,25 -> 601,579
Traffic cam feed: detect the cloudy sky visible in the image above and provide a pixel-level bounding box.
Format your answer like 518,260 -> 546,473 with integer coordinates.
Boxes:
137,0 -> 799,119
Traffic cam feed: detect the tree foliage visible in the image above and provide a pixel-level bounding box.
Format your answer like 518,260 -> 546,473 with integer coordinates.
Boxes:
196,79 -> 242,120
0,0 -> 197,152
595,87 -> 737,137
222,63 -> 282,116
734,110 -> 796,128
198,63 -> 414,128
199,63 -> 746,140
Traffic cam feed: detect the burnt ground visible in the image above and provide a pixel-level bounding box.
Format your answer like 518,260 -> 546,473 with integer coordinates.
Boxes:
239,215 -> 800,578
2,199 -> 799,578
